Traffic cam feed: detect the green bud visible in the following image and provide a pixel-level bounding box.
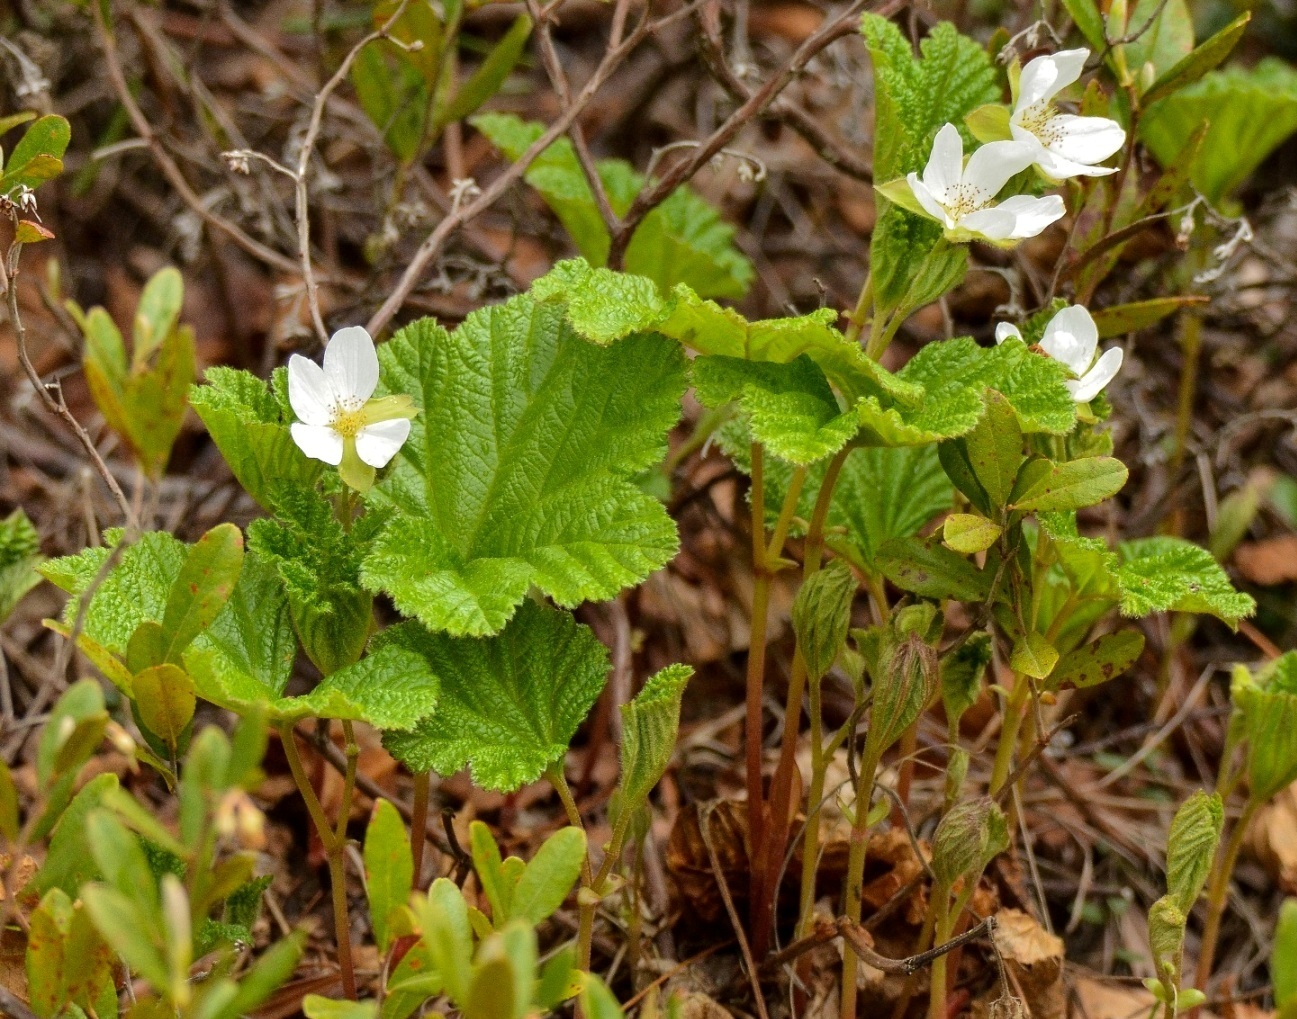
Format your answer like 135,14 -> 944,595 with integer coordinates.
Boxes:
866,632 -> 938,758
931,796 -> 1008,891
791,560 -> 857,683
1165,790 -> 1223,913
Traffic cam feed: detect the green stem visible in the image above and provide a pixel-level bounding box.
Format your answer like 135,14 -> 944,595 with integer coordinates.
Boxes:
840,743 -> 883,1019
928,882 -> 976,1019
410,769 -> 431,890
1193,798 -> 1259,1000
279,723 -> 357,999
843,272 -> 873,345
988,677 -> 1029,797
796,676 -> 828,940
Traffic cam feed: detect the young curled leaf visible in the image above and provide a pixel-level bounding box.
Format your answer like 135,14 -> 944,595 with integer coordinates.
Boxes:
791,560 -> 857,683
931,796 -> 1008,890
617,663 -> 694,818
1165,790 -> 1223,913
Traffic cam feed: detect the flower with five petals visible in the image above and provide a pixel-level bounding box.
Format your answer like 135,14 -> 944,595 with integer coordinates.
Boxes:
1010,49 -> 1126,179
902,124 -> 1066,244
288,326 -> 416,492
996,305 -> 1123,403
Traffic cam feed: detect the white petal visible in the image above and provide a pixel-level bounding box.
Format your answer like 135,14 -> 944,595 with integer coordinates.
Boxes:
323,326 -> 379,405
907,173 -> 952,225
1044,305 -> 1098,371
354,418 -> 411,468
962,141 -> 1035,201
1069,346 -> 1123,402
1049,114 -> 1126,165
1034,147 -> 1119,179
287,354 -> 335,425
923,124 -> 965,197
958,205 -> 1020,241
995,322 -> 1024,344
1019,49 -> 1088,108
995,193 -> 1066,239
1017,54 -> 1061,108
291,422 -> 344,465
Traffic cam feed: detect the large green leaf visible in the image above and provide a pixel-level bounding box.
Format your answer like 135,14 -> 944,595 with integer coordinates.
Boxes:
1141,59 -> 1297,204
382,601 -> 609,791
533,259 -> 914,406
1115,537 -> 1254,627
361,297 -> 685,637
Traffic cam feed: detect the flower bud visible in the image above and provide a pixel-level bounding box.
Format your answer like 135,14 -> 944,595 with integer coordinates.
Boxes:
931,796 -> 1008,891
867,632 -> 938,758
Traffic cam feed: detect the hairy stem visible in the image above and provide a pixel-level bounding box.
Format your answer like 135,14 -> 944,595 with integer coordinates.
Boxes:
410,770 -> 431,889
840,743 -> 883,1019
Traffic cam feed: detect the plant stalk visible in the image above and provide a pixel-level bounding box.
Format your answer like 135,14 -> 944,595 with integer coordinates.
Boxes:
988,677 -> 1029,797
279,722 -> 358,999
410,769 -> 431,889
840,743 -> 883,1019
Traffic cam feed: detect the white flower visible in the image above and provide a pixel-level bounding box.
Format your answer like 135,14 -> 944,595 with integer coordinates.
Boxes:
288,326 -> 416,491
906,124 -> 1065,244
996,305 -> 1123,402
1011,49 -> 1126,179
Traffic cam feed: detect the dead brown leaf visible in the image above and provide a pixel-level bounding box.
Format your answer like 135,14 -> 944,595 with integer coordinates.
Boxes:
1234,536 -> 1297,585
1068,975 -> 1155,1019
994,909 -> 1066,1019
1247,781 -> 1297,893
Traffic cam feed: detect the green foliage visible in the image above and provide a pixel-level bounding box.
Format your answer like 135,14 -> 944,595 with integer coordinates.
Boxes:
26,889 -> 117,1019
616,664 -> 693,819
1047,630 -> 1144,690
363,799 -> 413,955
471,822 -> 587,927
472,114 -> 753,299
962,390 -> 1023,509
1141,59 -> 1297,204
1010,632 -> 1059,681
350,5 -> 531,164
71,267 -> 195,479
382,600 -> 609,791
361,297 -> 684,637
1010,456 -> 1129,512
1115,537 -> 1255,627
1164,790 -> 1223,913
940,632 -> 991,728
0,113 -> 70,196
942,514 -> 1002,554
0,507 -> 43,623
857,337 -> 1077,447
249,487 -> 379,675
876,536 -> 991,602
1276,899 -> 1297,1015
189,366 -> 325,511
692,355 -> 857,465
1232,654 -> 1297,803
860,15 -> 997,322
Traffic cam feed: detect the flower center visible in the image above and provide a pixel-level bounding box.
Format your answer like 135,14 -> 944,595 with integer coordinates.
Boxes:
1019,102 -> 1063,147
942,181 -> 989,219
330,396 -> 367,438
